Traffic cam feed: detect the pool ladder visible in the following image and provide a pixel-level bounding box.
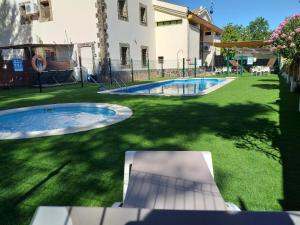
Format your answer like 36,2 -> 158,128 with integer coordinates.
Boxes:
88,75 -> 106,91
113,78 -> 127,90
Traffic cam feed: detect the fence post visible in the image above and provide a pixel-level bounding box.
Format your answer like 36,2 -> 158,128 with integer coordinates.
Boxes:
194,58 -> 197,78
79,55 -> 84,88
38,72 -> 42,93
147,59 -> 150,80
163,61 -> 165,78
182,58 -> 185,77
226,56 -> 230,76
240,55 -> 244,76
131,58 -> 134,82
109,58 -> 112,86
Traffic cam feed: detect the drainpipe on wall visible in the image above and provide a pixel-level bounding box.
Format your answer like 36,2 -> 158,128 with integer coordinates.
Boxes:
187,20 -> 190,73
199,25 -> 201,67
177,49 -> 184,72
211,32 -> 215,73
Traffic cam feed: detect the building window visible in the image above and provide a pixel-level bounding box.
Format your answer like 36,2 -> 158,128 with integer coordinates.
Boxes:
120,43 -> 130,66
19,2 -> 39,24
39,0 -> 53,22
141,46 -> 148,67
205,32 -> 212,36
139,3 -> 147,26
118,0 -> 128,21
19,4 -> 30,24
19,0 -> 52,24
156,19 -> 182,26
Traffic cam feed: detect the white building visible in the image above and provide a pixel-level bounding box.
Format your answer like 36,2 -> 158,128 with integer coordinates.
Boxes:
103,0 -> 223,78
0,0 -> 223,84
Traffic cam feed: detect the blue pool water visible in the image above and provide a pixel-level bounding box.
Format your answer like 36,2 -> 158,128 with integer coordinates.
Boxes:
112,78 -> 226,95
0,106 -> 116,133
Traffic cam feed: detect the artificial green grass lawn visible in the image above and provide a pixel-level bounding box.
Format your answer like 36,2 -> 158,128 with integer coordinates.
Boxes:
0,74 -> 300,225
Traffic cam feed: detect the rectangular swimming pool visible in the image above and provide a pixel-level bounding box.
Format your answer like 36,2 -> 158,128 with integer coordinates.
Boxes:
100,78 -> 234,96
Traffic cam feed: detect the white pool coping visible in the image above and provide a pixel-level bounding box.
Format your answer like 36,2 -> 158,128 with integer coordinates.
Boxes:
99,77 -> 235,96
0,103 -> 133,140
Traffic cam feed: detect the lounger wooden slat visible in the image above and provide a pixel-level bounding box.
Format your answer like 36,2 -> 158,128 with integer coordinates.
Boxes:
123,151 -> 227,210
30,207 -> 300,225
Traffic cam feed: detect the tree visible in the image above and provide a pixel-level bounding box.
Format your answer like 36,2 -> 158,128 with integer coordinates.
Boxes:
221,23 -> 243,57
247,17 -> 271,40
221,18 -> 272,57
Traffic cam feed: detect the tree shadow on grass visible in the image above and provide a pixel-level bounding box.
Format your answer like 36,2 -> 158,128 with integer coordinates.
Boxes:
253,84 -> 279,90
219,119 -> 281,163
254,78 -> 280,90
258,79 -> 280,82
2,76 -> 298,224
0,160 -> 71,225
278,77 -> 300,210
0,97 -> 282,224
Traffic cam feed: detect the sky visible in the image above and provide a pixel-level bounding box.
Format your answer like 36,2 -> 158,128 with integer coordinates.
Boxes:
167,0 -> 300,30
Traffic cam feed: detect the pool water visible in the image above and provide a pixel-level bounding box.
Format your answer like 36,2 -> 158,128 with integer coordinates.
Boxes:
0,106 -> 116,133
111,78 -> 227,96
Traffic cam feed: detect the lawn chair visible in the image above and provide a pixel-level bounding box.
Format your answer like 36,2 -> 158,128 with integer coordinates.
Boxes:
250,67 -> 256,75
255,66 -> 262,76
262,66 -> 271,75
113,151 -> 239,211
215,67 -> 223,75
222,67 -> 232,74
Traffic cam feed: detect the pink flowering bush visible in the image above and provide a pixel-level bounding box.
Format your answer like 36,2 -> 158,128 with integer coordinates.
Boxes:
270,14 -> 300,59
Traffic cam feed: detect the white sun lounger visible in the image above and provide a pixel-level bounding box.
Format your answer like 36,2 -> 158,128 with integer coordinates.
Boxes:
33,152 -> 300,225
115,151 -> 237,211
30,207 -> 300,225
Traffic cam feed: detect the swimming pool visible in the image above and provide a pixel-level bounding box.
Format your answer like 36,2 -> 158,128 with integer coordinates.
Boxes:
101,78 -> 234,96
0,103 -> 132,140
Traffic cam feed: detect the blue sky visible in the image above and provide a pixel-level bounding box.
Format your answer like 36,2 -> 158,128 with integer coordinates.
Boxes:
167,0 -> 300,30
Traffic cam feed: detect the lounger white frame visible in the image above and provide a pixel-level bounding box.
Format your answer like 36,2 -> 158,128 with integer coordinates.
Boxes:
122,151 -> 214,201
113,150 -> 240,211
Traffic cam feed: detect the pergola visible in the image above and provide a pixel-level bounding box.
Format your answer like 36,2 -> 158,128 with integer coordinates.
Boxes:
213,40 -> 271,48
208,41 -> 276,75
233,47 -> 275,59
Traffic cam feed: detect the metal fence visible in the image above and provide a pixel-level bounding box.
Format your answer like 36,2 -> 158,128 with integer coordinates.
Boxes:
100,58 -> 216,84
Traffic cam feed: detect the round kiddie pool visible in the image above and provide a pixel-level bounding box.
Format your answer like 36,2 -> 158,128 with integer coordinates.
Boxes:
0,103 -> 132,140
